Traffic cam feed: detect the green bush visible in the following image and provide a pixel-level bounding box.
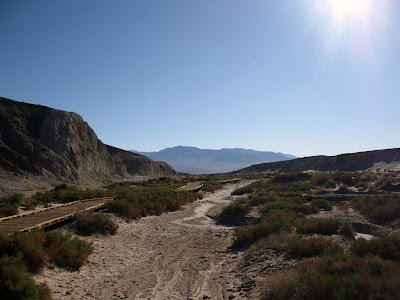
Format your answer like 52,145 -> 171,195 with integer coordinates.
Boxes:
0,255 -> 52,300
106,200 -> 142,220
287,236 -> 343,257
0,230 -> 93,273
44,231 -> 93,271
217,203 -> 250,223
0,203 -> 19,217
296,219 -> 340,235
74,211 -> 118,236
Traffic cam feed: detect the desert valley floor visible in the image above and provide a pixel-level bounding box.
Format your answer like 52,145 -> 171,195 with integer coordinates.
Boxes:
35,181 -> 259,300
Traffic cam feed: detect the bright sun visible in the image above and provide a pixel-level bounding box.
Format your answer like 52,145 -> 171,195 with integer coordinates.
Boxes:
327,0 -> 373,19
319,0 -> 375,26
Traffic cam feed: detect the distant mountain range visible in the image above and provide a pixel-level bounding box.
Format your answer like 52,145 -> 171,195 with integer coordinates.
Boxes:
131,146 -> 296,174
234,148 -> 400,174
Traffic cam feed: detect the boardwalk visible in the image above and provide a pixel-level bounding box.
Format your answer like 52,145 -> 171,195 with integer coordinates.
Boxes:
177,182 -> 204,192
0,197 -> 112,232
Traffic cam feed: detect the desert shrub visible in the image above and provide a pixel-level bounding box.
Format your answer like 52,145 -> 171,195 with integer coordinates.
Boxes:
44,231 -> 93,271
201,180 -> 223,193
272,172 -> 311,183
0,203 -> 19,217
0,231 -> 48,273
29,185 -> 111,204
74,211 -> 118,236
311,173 -> 331,186
339,221 -> 355,236
217,202 -> 250,223
352,234 -> 400,261
336,185 -> 350,194
311,198 -> 333,211
0,255 -> 52,300
296,219 -> 340,235
266,254 -> 400,300
286,236 -> 343,257
351,194 -> 400,223
325,180 -> 337,189
0,193 -> 25,204
109,186 -> 198,218
106,200 -> 142,220
0,230 -> 93,272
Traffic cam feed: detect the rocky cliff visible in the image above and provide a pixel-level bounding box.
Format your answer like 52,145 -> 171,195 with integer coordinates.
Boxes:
234,148 -> 400,174
0,97 -> 176,193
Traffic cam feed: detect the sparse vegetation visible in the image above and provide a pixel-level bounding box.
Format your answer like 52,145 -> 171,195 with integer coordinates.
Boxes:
352,234 -> 400,261
351,194 -> 400,223
265,254 -> 400,300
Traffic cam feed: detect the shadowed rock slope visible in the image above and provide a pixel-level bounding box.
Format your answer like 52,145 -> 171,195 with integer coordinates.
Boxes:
0,97 -> 176,192
106,145 -> 176,178
234,148 -> 400,174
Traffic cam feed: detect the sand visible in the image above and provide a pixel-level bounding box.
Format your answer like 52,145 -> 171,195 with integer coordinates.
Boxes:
35,181 -> 255,300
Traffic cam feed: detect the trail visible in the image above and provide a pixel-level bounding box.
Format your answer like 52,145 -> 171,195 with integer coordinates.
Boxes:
36,181 -> 254,300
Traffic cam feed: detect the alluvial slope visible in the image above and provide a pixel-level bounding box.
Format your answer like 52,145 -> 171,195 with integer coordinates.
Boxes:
234,148 -> 400,174
0,97 -> 176,191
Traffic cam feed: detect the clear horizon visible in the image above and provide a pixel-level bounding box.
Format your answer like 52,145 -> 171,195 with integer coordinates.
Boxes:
1,1 -> 399,157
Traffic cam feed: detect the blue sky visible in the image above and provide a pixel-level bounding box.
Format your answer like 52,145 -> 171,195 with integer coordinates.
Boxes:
0,1 -> 399,157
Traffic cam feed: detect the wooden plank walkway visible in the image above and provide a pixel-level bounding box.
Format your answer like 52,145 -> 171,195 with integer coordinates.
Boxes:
0,197 -> 113,232
177,182 -> 204,192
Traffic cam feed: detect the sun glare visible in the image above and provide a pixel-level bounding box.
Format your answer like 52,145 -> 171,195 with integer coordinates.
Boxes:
313,0 -> 389,64
326,0 -> 373,22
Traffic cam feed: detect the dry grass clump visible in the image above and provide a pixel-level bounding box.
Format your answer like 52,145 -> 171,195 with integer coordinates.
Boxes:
74,211 -> 118,236
23,178 -> 35,191
40,182 -> 51,190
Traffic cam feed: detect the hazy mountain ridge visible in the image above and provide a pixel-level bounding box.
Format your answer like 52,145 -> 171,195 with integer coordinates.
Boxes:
0,97 -> 176,193
234,148 -> 400,174
132,146 -> 296,174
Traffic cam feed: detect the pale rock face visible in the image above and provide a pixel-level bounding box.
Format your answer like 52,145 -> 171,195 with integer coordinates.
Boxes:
0,97 -> 176,189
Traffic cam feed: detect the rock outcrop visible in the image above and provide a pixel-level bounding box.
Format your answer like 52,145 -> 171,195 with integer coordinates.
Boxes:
0,97 -> 176,193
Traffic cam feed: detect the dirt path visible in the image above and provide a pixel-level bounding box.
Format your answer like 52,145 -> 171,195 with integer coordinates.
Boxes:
36,181 -> 254,300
